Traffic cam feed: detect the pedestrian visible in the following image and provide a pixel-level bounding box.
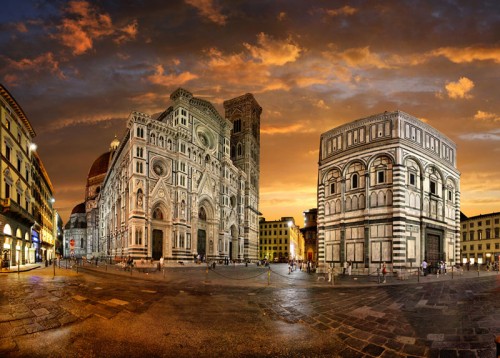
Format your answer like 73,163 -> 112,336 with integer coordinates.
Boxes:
466,260 -> 470,271
347,261 -> 352,276
159,256 -> 164,269
343,261 -> 348,276
421,259 -> 428,276
382,263 -> 387,283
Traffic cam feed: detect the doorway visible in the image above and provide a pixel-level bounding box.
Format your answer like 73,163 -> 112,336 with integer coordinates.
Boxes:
197,229 -> 206,258
152,229 -> 163,260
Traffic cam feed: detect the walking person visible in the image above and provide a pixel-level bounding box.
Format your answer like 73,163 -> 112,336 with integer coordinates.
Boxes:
343,261 -> 348,276
382,263 -> 387,283
347,261 -> 352,276
421,259 -> 428,276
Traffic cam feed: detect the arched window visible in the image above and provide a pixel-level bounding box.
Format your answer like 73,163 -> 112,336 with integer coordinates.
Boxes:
199,207 -> 207,221
351,173 -> 359,189
159,136 -> 164,147
237,143 -> 243,156
153,207 -> 163,220
150,133 -> 156,145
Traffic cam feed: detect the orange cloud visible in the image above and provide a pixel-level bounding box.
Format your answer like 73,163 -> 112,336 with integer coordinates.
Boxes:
147,64 -> 198,86
185,0 -> 227,25
5,52 -> 65,82
445,77 -> 474,99
326,5 -> 358,16
115,20 -> 138,44
432,46 -> 500,64
15,22 -> 28,33
57,1 -> 137,55
474,110 -> 499,122
261,123 -> 310,135
244,33 -> 302,66
324,45 -> 393,69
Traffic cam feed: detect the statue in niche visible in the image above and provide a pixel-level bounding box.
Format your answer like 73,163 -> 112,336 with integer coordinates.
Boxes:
137,189 -> 143,209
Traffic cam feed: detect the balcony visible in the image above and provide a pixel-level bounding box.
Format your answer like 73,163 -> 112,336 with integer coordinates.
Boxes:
0,198 -> 35,226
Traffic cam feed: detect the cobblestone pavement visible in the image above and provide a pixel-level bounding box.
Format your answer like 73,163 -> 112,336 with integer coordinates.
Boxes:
0,263 -> 499,357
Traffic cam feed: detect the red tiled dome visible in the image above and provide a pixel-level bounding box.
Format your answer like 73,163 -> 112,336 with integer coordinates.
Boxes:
71,202 -> 86,214
88,152 -> 111,179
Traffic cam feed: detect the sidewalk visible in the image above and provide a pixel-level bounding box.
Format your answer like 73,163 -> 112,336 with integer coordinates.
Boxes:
0,263 -> 42,273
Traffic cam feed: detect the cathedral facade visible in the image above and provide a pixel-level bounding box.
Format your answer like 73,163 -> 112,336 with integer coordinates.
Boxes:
317,111 -> 460,273
97,88 -> 261,262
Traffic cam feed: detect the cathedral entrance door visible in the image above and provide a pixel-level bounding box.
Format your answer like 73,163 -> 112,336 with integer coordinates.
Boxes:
425,233 -> 441,272
152,230 -> 163,260
197,230 -> 206,258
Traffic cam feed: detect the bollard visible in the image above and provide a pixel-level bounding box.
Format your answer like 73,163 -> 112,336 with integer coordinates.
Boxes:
53,259 -> 56,277
17,260 -> 20,277
267,268 -> 271,286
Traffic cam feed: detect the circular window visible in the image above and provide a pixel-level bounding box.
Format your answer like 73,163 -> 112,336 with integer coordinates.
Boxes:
195,125 -> 215,150
152,158 -> 169,178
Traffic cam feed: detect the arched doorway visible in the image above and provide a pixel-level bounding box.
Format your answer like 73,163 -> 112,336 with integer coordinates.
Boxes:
151,206 -> 164,260
197,207 -> 207,259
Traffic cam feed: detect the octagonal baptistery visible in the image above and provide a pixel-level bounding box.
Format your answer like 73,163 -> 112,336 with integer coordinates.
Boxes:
317,111 -> 460,274
98,88 -> 261,263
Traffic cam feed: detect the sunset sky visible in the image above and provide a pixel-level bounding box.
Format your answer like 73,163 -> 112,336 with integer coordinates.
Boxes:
1,0 -> 499,225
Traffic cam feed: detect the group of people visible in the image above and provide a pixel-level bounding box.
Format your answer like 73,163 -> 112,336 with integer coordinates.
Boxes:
288,260 -> 315,274
421,260 -> 449,276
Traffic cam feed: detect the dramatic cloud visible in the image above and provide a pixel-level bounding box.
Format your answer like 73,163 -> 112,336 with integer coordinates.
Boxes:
185,0 -> 227,25
4,52 -> 65,85
1,1 -> 498,223
432,46 -> 500,64
57,0 -> 137,55
147,64 -> 198,87
244,33 -> 302,66
325,5 -> 358,16
474,110 -> 499,122
445,77 -> 474,99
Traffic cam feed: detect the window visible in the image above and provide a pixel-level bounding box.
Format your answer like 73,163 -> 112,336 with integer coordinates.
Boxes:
330,182 -> 335,195
5,183 -> 10,198
478,244 -> 482,250
351,173 -> 359,189
478,221 -> 482,227
486,220 -> 490,225
470,222 -> 474,228
233,119 -> 241,133
469,244 -> 474,250
469,231 -> 474,240
5,145 -> 11,161
17,192 -> 21,203
17,159 -> 21,172
462,232 -> 467,241
448,190 -> 452,201
496,243 -> 500,250
430,180 -> 437,194
377,170 -> 385,184
495,228 -> 500,238
136,127 -> 144,138
486,244 -> 491,250
478,230 -> 482,240
495,218 -> 499,224
486,229 -> 491,239
409,172 -> 416,186
462,245 -> 466,251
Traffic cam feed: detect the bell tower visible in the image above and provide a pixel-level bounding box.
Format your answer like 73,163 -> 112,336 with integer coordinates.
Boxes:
224,93 -> 262,260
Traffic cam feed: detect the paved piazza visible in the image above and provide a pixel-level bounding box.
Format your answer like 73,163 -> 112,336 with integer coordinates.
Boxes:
0,263 -> 499,357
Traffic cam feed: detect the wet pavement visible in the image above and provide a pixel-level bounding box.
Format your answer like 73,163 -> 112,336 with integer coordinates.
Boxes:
0,262 -> 499,357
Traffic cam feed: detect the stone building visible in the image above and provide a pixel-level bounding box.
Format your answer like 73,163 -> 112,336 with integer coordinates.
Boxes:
97,88 -> 261,262
300,208 -> 318,263
317,111 -> 461,273
460,212 -> 500,266
63,203 -> 87,258
0,84 -> 56,268
259,217 -> 303,262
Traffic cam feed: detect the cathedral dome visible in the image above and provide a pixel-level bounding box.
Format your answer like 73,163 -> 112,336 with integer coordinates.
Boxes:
71,202 -> 86,215
88,152 -> 111,179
